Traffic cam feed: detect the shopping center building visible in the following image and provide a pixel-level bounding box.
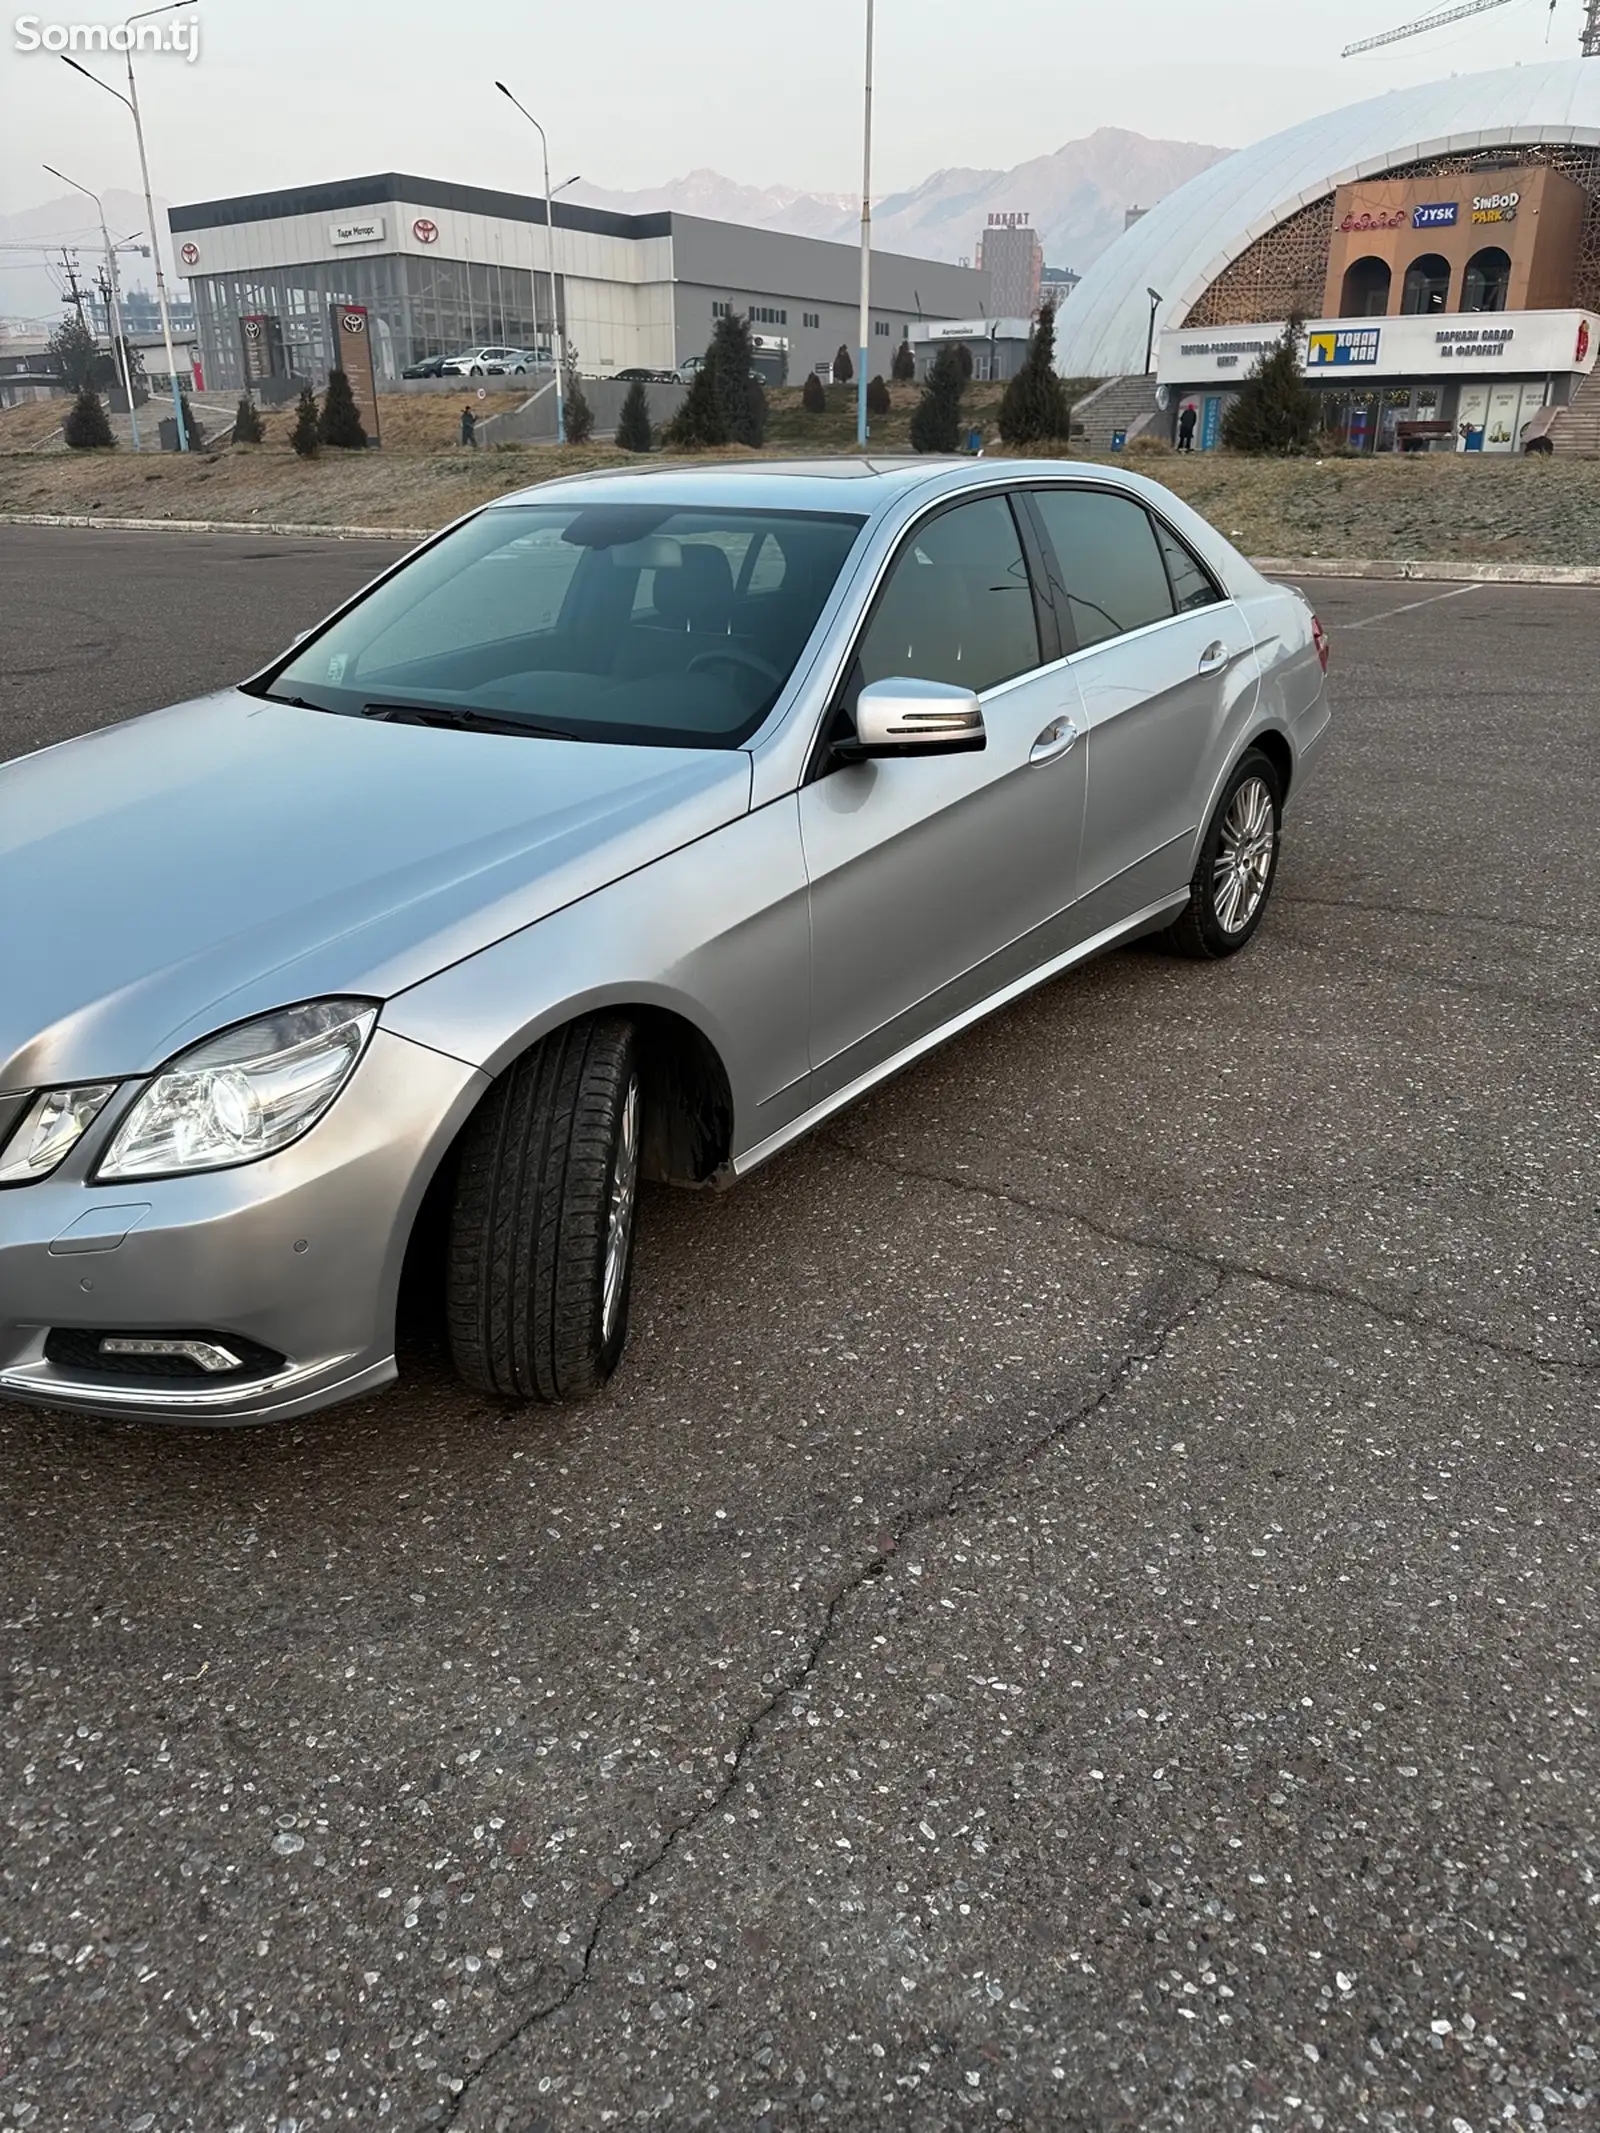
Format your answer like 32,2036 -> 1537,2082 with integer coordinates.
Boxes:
167,174 -> 987,396
1056,59 -> 1600,453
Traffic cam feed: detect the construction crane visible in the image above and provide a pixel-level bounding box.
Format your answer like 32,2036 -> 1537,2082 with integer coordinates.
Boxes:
1343,0 -> 1597,53
1342,0 -> 1513,56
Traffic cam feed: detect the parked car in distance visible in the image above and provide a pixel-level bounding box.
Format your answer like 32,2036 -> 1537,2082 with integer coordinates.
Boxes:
0,459 -> 1331,1427
440,347 -> 530,377
401,354 -> 452,379
614,367 -> 680,384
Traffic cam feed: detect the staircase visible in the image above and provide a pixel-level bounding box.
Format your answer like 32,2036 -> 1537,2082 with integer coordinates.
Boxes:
1068,373 -> 1165,454
1543,372 -> 1600,457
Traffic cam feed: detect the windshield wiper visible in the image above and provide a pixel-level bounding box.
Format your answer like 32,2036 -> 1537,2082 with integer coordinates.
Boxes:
359,702 -> 581,741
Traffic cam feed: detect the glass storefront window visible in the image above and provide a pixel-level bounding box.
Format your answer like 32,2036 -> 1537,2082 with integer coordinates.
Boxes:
192,252 -> 550,393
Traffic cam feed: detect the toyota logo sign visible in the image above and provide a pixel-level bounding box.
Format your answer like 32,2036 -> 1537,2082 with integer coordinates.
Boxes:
413,218 -> 439,244
342,311 -> 366,334
179,241 -> 200,266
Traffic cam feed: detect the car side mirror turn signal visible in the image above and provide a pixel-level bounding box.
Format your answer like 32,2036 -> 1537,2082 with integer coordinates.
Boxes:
842,677 -> 987,761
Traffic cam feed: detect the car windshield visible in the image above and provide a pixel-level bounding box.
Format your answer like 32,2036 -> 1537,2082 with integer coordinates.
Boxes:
256,501 -> 866,747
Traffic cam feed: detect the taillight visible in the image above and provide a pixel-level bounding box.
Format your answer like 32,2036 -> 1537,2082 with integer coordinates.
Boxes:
1311,614 -> 1330,673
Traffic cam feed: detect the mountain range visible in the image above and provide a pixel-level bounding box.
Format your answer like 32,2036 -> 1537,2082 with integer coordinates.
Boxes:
573,128 -> 1231,276
1,129 -> 1231,326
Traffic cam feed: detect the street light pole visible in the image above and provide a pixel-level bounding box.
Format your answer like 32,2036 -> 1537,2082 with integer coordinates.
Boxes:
43,163 -> 142,450
1145,286 -> 1163,377
60,0 -> 196,450
857,0 -> 875,446
496,83 -> 566,444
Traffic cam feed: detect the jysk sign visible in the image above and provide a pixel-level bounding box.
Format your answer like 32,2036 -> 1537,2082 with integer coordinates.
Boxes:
1413,202 -> 1458,229
1307,327 -> 1381,368
329,217 -> 386,246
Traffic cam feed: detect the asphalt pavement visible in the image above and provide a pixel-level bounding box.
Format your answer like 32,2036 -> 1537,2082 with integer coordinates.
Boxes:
1,526 -> 1596,2133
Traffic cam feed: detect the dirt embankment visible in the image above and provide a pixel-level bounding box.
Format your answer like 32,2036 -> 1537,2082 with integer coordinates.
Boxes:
5,385 -> 1600,563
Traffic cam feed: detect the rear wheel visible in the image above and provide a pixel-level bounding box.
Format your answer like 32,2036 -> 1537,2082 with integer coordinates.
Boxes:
447,1017 -> 642,1402
1164,749 -> 1283,959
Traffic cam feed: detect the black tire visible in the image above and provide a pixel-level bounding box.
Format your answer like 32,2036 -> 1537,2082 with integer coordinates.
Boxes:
447,1017 -> 642,1402
1163,748 -> 1284,960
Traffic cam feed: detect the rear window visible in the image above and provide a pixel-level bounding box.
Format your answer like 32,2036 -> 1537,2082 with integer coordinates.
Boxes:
257,502 -> 866,748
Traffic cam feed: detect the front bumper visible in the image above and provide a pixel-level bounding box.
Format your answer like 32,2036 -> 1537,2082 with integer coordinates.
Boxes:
0,1029 -> 485,1426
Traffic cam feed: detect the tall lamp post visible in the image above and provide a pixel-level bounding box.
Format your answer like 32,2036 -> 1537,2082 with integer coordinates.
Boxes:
857,0 -> 876,446
43,162 -> 141,450
495,83 -> 575,444
60,0 -> 196,450
1145,286 -> 1164,376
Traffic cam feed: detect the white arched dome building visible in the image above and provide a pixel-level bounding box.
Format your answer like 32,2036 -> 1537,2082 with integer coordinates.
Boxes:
1058,58 -> 1600,451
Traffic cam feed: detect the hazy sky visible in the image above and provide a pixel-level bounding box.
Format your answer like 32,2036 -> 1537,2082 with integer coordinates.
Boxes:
0,0 -> 1587,222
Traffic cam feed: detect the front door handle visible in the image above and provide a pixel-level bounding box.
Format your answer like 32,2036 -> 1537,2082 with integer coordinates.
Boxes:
1198,640 -> 1228,674
1029,714 -> 1080,765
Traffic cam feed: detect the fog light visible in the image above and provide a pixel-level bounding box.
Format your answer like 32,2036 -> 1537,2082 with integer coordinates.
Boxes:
98,1336 -> 243,1373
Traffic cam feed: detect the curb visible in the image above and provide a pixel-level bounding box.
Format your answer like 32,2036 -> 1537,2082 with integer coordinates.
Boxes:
1255,555 -> 1600,587
0,512 -> 430,542
5,515 -> 1600,586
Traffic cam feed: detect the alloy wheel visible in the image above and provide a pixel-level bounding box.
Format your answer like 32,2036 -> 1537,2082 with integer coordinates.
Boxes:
1213,775 -> 1276,934
602,1077 -> 641,1341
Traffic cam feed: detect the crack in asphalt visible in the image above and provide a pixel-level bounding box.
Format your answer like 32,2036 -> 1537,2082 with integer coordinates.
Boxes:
436,1271 -> 1227,2127
823,1136 -> 1595,1376
1278,891 -> 1593,944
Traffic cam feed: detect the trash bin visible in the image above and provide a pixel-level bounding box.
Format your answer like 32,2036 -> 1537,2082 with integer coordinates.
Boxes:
966,426 -> 983,455
1111,427 -> 1128,452
157,416 -> 180,452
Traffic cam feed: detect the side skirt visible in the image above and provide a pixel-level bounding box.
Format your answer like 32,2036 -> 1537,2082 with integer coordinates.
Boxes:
728,891 -> 1188,1181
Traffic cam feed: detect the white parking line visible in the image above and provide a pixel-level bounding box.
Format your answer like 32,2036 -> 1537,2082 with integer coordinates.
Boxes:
1337,583 -> 1488,631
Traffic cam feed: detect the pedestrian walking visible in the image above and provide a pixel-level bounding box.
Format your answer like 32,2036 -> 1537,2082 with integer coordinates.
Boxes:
1177,401 -> 1198,453
460,404 -> 477,449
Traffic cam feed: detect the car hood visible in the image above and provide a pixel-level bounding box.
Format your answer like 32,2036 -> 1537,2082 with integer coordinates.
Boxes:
1,692 -> 751,1088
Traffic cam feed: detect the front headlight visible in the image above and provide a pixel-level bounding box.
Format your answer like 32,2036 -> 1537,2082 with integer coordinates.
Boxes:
0,1085 -> 117,1185
97,999 -> 377,1181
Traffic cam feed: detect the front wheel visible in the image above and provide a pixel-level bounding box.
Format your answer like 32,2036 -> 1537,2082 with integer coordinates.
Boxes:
447,1017 -> 642,1402
1163,749 -> 1283,959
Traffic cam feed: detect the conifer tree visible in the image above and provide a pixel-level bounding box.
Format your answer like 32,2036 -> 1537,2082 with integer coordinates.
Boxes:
668,312 -> 765,447
563,362 -> 594,444
615,376 -> 653,452
1221,315 -> 1320,454
232,394 -> 265,444
63,386 -> 114,447
290,383 -> 321,457
832,343 -> 854,386
891,339 -> 916,382
47,313 -> 100,395
866,373 -> 890,418
666,361 -> 723,448
997,300 -> 1073,448
801,369 -> 826,414
909,343 -> 965,453
317,367 -> 366,449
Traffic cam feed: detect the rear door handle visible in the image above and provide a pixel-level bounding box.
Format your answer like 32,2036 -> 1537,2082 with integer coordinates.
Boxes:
1198,640 -> 1228,674
1029,715 -> 1080,765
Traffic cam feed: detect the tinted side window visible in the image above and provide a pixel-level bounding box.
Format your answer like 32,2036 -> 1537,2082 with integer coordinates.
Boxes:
1155,521 -> 1222,613
1032,489 -> 1175,650
858,495 -> 1040,693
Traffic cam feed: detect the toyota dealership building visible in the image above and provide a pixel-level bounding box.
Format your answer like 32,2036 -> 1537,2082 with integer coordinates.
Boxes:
1057,59 -> 1600,454
167,173 -> 987,395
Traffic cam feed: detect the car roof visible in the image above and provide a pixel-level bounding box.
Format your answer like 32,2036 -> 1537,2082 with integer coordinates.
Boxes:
487,456 -> 1165,521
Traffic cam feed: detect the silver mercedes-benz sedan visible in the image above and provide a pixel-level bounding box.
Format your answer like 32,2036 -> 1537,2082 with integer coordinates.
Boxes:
1,458 -> 1330,1425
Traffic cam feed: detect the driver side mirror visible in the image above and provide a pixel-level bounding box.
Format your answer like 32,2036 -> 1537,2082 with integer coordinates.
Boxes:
846,677 -> 986,760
